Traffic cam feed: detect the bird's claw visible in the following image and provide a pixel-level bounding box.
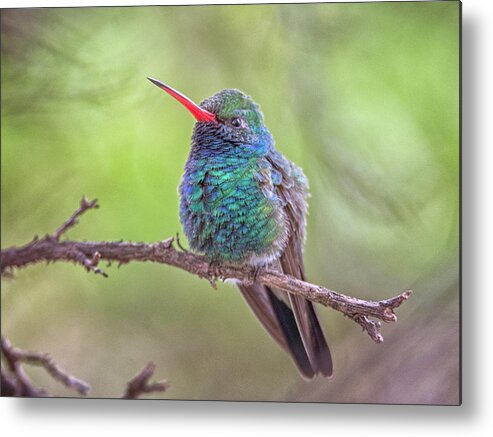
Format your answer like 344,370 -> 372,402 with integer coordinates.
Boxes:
207,261 -> 223,281
246,265 -> 263,285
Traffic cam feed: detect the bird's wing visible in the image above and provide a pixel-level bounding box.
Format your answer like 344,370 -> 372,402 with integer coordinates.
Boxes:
236,281 -> 289,351
236,152 -> 332,378
268,152 -> 333,377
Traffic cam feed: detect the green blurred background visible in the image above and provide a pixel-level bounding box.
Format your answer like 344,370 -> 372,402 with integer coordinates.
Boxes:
1,2 -> 459,404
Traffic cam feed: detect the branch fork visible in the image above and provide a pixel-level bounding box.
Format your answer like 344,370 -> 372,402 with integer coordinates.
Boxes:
122,362 -> 169,399
1,336 -> 90,397
0,336 -> 167,398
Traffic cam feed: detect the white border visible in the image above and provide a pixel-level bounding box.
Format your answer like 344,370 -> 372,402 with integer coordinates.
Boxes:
2,0 -> 492,435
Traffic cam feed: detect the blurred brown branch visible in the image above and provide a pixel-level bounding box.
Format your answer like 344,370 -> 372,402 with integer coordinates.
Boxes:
0,336 -> 167,398
0,336 -> 90,397
1,196 -> 412,344
122,362 -> 169,399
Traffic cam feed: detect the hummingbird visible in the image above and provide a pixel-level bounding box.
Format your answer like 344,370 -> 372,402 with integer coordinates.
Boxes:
148,77 -> 333,378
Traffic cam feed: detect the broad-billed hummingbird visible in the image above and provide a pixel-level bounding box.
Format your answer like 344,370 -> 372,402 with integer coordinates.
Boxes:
148,77 -> 333,378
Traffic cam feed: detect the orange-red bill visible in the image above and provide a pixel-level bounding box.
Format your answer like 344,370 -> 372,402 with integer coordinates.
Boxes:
148,77 -> 217,123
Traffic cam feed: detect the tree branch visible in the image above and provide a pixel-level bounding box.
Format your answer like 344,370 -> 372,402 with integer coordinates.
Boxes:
0,336 -> 167,398
1,197 -> 412,343
1,336 -> 90,396
51,195 -> 99,241
122,362 -> 169,399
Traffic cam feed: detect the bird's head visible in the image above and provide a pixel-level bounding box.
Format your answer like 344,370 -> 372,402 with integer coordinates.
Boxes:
148,78 -> 273,156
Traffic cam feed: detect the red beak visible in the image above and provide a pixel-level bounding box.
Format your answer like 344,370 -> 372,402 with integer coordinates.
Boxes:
148,77 -> 217,123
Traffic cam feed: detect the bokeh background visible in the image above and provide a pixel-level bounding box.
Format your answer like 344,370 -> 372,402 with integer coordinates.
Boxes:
1,2 -> 459,404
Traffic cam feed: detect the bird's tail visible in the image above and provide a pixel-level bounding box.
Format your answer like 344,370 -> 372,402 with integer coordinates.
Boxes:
237,282 -> 332,378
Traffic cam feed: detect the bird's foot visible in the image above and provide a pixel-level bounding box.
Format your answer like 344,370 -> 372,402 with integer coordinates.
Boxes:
207,261 -> 223,279
205,261 -> 223,289
246,265 -> 264,285
175,232 -> 188,252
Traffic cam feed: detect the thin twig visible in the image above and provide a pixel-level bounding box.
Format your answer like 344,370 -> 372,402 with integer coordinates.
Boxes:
1,336 -> 168,398
1,368 -> 20,396
122,362 -> 169,399
0,336 -> 90,396
1,338 -> 46,397
0,198 -> 413,343
72,248 -> 108,277
52,195 -> 99,241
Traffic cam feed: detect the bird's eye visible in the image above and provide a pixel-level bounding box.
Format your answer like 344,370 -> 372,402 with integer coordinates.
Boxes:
230,117 -> 243,128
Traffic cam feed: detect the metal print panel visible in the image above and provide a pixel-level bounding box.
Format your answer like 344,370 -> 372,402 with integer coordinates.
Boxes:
1,1 -> 460,404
